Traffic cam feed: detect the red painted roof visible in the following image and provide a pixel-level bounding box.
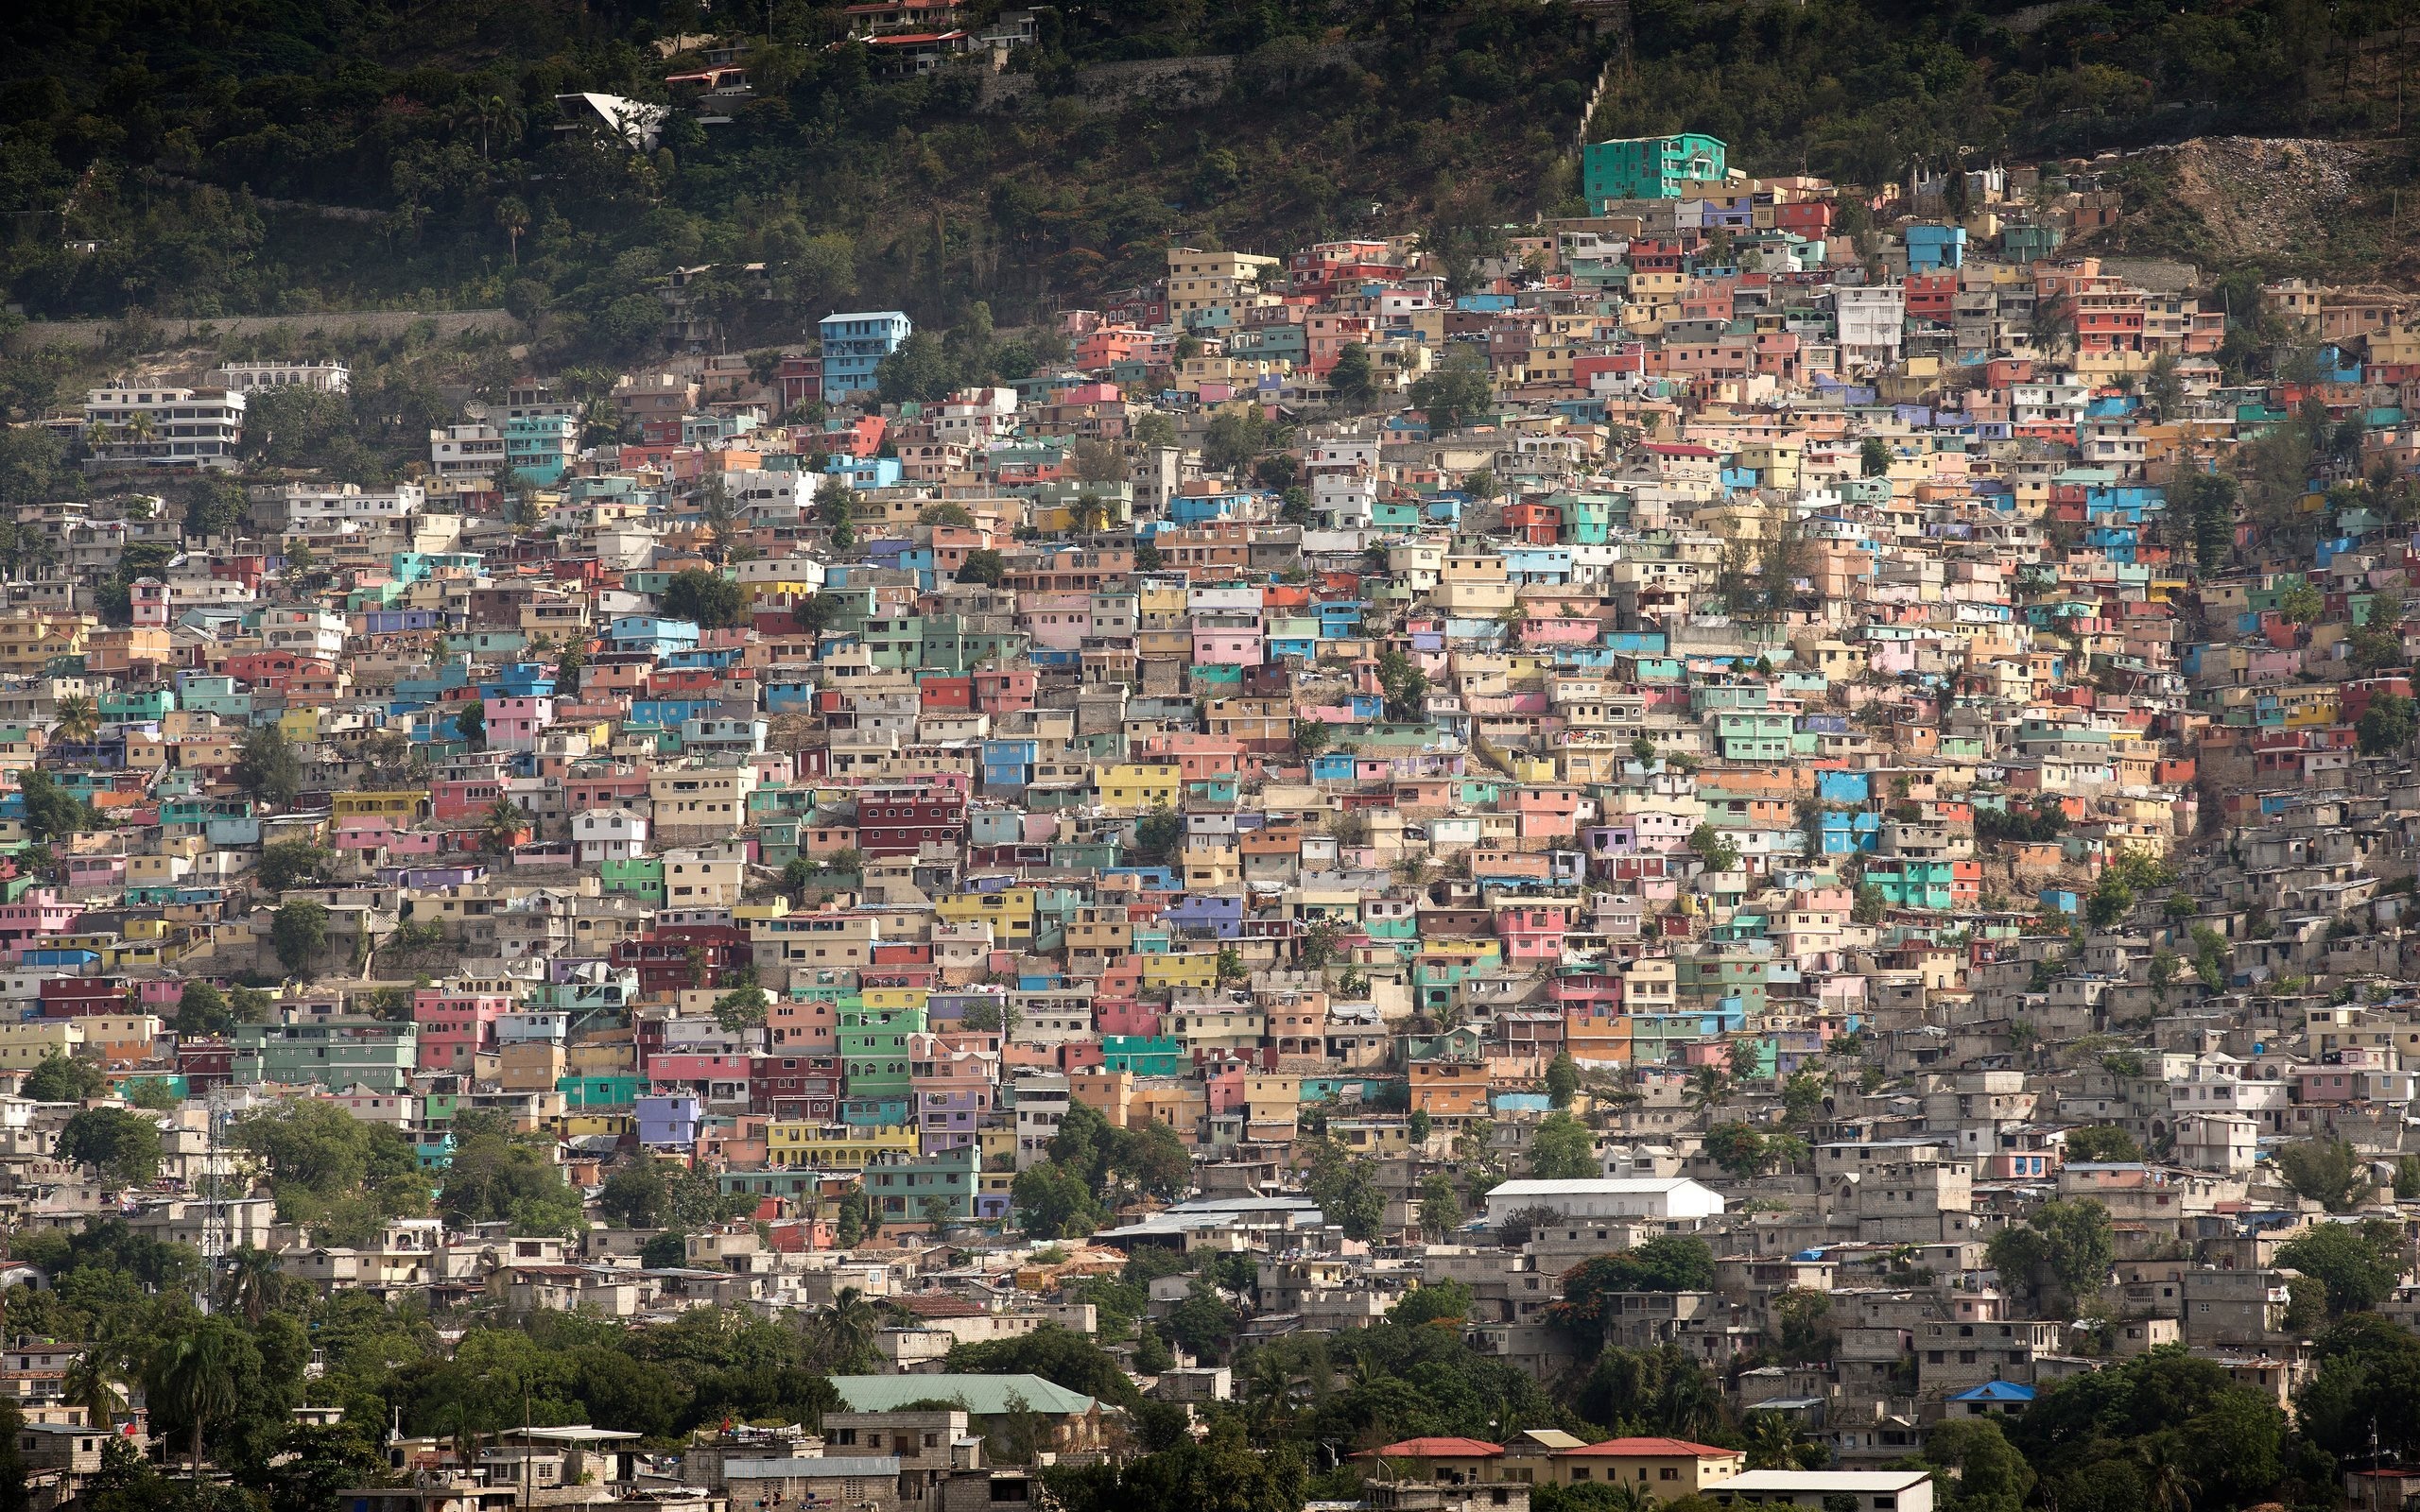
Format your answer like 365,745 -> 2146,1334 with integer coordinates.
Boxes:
1357,1438 -> 1504,1460
1562,1437 -> 1737,1458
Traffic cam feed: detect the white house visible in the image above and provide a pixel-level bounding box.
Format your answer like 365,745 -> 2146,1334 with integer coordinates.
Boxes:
573,810 -> 648,865
205,360 -> 351,395
1482,1177 -> 1726,1226
1709,1469 -> 1933,1512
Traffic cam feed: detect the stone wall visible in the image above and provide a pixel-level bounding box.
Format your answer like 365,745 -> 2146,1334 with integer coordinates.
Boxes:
7,308 -> 523,353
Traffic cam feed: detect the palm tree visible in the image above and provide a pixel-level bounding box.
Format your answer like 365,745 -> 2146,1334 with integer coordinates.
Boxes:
2141,1440 -> 2200,1512
61,1346 -> 126,1430
1682,1064 -> 1729,1117
223,1246 -> 285,1325
805,1286 -> 879,1374
480,799 -> 529,856
1743,1411 -> 1814,1469
494,197 -> 529,266
151,1321 -> 239,1475
1069,492 -> 1111,535
1241,1351 -> 1293,1440
49,694 -> 97,746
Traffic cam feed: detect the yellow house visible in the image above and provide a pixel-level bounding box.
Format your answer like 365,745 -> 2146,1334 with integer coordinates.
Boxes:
333,790 -> 430,822
1095,764 -> 1182,814
0,1020 -> 83,1069
1144,952 -> 1222,994
937,888 -> 1037,949
860,985 -> 931,1014
767,1124 -> 919,1170
277,707 -> 320,744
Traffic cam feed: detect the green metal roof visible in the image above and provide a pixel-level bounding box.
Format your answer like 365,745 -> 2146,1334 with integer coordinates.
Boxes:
826,1374 -> 1098,1416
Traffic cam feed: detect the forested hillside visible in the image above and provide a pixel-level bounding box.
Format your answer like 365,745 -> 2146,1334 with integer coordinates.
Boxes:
2,0 -> 2414,375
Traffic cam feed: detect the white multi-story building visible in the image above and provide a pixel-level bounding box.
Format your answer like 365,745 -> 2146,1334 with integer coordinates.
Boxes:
717,468 -> 810,522
80,386 -> 246,471
204,360 -> 351,394
1834,285 -> 1907,369
257,608 -> 349,658
429,422 -> 506,478
275,481 -> 425,532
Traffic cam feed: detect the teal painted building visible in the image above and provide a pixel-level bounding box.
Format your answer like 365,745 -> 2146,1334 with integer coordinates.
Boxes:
1584,133 -> 1726,207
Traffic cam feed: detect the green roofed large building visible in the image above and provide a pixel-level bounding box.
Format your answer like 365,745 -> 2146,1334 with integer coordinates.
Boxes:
826,1374 -> 1098,1417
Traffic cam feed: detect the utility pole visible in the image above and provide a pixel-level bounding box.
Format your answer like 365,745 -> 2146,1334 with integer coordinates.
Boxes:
198,1087 -> 231,1313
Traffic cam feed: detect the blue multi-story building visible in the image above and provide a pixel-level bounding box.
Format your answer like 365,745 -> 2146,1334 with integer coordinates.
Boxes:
819,311 -> 912,404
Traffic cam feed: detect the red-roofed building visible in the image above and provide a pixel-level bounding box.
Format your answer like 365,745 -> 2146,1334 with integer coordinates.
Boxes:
1547,1438 -> 1744,1497
1353,1439 -> 1504,1485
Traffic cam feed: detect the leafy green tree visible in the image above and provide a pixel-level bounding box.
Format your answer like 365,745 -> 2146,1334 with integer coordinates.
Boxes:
2063,1125 -> 2142,1162
1703,1121 -> 1771,1178
233,1098 -> 430,1244
1328,344 -> 1376,409
712,983 -> 769,1031
1011,1163 -> 1100,1240
22,1050 -> 107,1102
2185,472 -> 2239,572
1131,806 -> 1185,864
1859,436 -> 1892,476
437,1113 -> 586,1235
147,1315 -> 250,1471
17,770 -> 93,841
234,723 -> 303,808
1685,821 -> 1740,873
1529,1110 -> 1597,1179
2010,1347 -> 2284,1512
1780,1069 -> 1825,1125
2360,693 -> 2417,756
2300,1313 -> 2420,1465
58,1108 -> 161,1185
1375,645 -> 1430,722
942,1325 -> 1140,1408
1772,1287 -> 1833,1362
1302,1137 -> 1386,1239
1408,345 -> 1495,434
659,568 -> 744,629
1986,1196 -> 2115,1307
1921,1416 -> 2034,1512
1417,1172 -> 1462,1238
2277,579 -> 2325,625
597,1157 -> 671,1228
957,548 -> 1006,586
2275,1137 -> 2375,1211
1545,1052 -> 1580,1109
256,842 -> 330,891
1552,1236 -> 1720,1337
1164,1282 -> 1239,1363
271,900 -> 329,977
2277,1219 -> 2406,1315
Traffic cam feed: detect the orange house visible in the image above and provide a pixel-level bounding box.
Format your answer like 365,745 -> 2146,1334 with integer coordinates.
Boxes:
1409,1060 -> 1490,1121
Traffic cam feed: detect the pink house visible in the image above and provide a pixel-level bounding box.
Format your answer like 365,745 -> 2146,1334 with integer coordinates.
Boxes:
1019,593 -> 1094,652
64,855 -> 127,890
414,984 -> 510,1072
483,695 -> 556,753
1191,620 -> 1265,668
768,996 -> 838,1056
0,890 -> 79,951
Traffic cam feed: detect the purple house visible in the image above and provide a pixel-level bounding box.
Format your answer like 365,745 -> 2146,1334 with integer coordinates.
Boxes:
635,1094 -> 702,1147
1165,893 -> 1247,938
